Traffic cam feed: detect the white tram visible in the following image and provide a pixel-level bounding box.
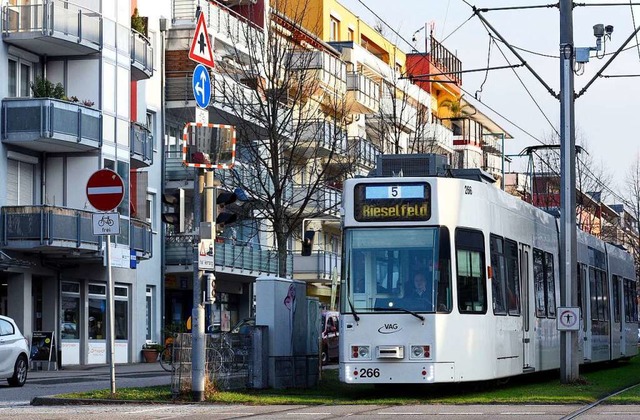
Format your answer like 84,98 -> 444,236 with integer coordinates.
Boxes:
339,169 -> 637,384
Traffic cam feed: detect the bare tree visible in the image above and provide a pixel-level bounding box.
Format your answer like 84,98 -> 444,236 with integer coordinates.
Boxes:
624,156 -> 640,278
529,131 -> 613,236
210,0 -> 352,277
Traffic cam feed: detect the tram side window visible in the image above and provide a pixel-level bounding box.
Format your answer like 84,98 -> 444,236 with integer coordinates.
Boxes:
490,235 -> 507,315
505,239 -> 521,316
533,248 -> 555,318
456,228 -> 486,314
590,267 -> 609,322
623,279 -> 637,322
612,275 -> 620,324
436,226 -> 452,313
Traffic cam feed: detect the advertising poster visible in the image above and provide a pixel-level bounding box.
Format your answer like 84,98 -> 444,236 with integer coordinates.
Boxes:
30,331 -> 54,362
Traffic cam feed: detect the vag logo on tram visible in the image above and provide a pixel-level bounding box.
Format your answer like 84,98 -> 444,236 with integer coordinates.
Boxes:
378,323 -> 401,334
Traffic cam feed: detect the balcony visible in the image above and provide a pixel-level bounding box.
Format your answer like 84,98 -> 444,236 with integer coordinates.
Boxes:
293,250 -> 340,283
291,184 -> 341,216
379,96 -> 417,132
131,29 -> 153,80
130,122 -> 153,168
408,123 -> 454,155
289,50 -> 347,96
0,206 -> 153,261
2,98 -> 101,153
0,206 -> 101,256
288,120 -> 347,158
346,72 -> 379,114
348,136 -> 380,169
165,234 -> 291,276
131,218 -> 152,259
2,0 -> 102,56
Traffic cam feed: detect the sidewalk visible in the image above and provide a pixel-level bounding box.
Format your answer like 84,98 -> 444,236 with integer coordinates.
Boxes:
28,361 -> 167,379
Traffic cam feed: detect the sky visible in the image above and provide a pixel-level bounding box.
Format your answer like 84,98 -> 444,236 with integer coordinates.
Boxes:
341,0 -> 640,202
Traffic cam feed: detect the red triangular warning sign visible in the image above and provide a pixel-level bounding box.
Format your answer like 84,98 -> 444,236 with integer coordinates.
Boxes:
189,13 -> 215,68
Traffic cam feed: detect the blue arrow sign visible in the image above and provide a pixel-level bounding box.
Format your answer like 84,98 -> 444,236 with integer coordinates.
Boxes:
192,64 -> 211,109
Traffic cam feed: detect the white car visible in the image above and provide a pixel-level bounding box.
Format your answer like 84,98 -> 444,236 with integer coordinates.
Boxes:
0,315 -> 29,387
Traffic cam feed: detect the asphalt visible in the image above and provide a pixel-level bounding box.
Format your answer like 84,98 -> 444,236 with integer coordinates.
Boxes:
29,362 -> 172,406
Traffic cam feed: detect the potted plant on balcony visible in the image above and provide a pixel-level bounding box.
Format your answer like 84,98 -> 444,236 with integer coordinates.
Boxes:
141,342 -> 161,363
131,8 -> 148,36
30,76 -> 66,99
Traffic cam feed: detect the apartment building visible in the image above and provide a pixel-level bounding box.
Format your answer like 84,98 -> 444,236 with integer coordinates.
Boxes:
0,0 -> 165,365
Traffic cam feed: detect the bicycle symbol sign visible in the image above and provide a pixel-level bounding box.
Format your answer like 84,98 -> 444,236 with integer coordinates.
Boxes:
92,212 -> 120,236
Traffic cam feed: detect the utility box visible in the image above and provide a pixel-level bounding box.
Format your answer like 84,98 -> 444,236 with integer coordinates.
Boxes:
255,276 -> 320,389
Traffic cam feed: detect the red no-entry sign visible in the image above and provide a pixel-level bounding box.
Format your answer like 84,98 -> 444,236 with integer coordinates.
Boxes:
86,169 -> 125,212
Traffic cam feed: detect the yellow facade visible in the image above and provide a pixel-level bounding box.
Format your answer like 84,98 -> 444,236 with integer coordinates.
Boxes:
278,0 -> 407,72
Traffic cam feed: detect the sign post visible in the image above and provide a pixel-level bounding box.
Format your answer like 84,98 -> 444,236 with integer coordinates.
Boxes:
187,20 -> 217,400
86,169 -> 124,396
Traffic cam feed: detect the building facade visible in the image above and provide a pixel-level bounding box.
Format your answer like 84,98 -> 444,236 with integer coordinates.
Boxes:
0,0 -> 165,365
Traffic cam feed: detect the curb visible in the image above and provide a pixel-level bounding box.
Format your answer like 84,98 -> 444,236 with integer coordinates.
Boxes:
31,396 -> 170,406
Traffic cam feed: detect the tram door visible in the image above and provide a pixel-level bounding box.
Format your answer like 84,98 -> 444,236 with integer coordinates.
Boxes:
520,244 -> 534,370
580,264 -> 592,362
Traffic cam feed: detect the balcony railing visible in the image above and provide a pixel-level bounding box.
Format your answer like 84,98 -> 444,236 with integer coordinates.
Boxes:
291,184 -> 341,215
348,136 -> 380,168
1,205 -> 100,252
289,50 -> 347,94
422,122 -> 454,151
293,250 -> 340,282
346,72 -> 379,113
165,234 -> 292,276
293,119 -> 347,157
2,98 -> 101,153
0,206 -> 152,259
131,122 -> 153,167
131,29 -> 153,80
380,95 -> 417,131
131,218 -> 152,258
172,0 -> 261,55
2,0 -> 102,56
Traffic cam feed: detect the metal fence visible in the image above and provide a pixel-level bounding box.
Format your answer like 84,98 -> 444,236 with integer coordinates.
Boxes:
170,331 -> 254,397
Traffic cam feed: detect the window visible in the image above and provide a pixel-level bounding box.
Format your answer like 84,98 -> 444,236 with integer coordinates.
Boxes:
330,17 -> 340,41
456,228 -> 486,314
61,282 -> 80,340
88,283 -> 106,340
533,248 -> 555,318
7,158 -> 35,206
490,235 -> 507,315
505,239 -> 521,315
146,287 -> 153,340
7,58 -> 33,98
612,275 -> 621,324
624,279 -> 637,322
114,286 -> 128,340
0,319 -> 15,336
348,28 -> 354,42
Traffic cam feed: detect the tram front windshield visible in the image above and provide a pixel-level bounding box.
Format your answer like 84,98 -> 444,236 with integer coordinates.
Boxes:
342,227 -> 451,314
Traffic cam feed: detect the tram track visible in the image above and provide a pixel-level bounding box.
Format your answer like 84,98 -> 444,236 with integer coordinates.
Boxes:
561,381 -> 640,419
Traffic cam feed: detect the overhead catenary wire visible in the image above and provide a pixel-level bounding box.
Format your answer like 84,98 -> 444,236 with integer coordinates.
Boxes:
354,0 -> 633,207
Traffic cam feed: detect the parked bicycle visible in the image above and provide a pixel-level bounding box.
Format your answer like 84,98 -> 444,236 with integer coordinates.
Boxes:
159,337 -> 174,372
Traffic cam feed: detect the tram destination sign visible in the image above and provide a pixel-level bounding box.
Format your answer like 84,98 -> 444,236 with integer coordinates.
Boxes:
354,182 -> 431,222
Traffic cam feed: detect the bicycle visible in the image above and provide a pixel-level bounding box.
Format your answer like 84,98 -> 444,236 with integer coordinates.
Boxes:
159,337 -> 174,372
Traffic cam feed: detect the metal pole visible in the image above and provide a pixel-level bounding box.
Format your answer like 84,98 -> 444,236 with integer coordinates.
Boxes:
559,0 -> 579,383
106,234 -> 116,394
501,133 -> 505,190
192,170 -> 205,401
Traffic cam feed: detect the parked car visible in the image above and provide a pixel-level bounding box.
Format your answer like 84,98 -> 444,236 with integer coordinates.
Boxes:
0,315 -> 29,387
321,310 -> 339,364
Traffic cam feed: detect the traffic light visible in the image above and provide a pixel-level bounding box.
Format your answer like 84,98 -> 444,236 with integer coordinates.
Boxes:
161,188 -> 185,232
301,230 -> 315,256
215,191 -> 237,232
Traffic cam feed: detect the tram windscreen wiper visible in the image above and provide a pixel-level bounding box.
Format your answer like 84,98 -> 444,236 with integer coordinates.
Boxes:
348,296 -> 360,322
374,306 -> 425,321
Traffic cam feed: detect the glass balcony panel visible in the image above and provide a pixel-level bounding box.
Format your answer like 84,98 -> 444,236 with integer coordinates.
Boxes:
131,30 -> 154,80
2,1 -> 102,55
2,98 -> 102,152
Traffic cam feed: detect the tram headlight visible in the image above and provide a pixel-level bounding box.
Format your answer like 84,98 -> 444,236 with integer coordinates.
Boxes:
410,345 -> 431,359
351,345 -> 371,360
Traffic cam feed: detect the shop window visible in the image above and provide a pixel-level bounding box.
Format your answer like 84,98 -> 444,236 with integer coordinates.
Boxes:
88,283 -> 106,340
114,285 -> 128,340
61,281 -> 80,340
